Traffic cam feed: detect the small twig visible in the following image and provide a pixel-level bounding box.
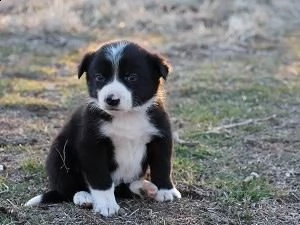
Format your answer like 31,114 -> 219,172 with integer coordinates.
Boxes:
173,131 -> 199,146
291,192 -> 300,201
0,183 -> 9,194
55,139 -> 70,172
205,115 -> 276,134
62,140 -> 69,170
82,210 -> 108,224
6,199 -> 17,208
261,211 -> 270,224
63,212 -> 72,219
126,208 -> 139,217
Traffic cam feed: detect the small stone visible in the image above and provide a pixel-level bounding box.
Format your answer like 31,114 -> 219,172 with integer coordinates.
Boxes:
243,175 -> 253,183
243,172 -> 259,182
250,172 -> 259,178
0,165 -> 5,172
118,208 -> 126,216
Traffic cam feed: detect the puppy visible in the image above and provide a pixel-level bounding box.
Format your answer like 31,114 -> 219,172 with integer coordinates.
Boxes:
25,40 -> 181,217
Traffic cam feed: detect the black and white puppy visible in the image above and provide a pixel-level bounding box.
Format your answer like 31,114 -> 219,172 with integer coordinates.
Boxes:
25,40 -> 181,217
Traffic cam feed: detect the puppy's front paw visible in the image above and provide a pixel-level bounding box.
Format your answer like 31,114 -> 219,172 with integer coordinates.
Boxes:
91,187 -> 120,217
93,201 -> 120,217
155,187 -> 182,202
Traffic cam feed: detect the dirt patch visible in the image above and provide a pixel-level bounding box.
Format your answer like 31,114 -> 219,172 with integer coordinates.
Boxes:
1,1 -> 300,224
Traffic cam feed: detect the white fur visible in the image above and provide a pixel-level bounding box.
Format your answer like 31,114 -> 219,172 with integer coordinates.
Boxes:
73,191 -> 93,207
132,96 -> 157,112
24,194 -> 42,206
90,184 -> 120,217
99,41 -> 132,112
155,188 -> 182,202
97,79 -> 132,111
101,107 -> 159,186
104,41 -> 128,76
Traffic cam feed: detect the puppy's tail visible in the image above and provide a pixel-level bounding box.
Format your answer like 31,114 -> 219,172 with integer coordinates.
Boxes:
24,190 -> 65,206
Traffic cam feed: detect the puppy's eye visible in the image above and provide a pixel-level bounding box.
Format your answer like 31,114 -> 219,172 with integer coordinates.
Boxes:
95,74 -> 105,82
124,73 -> 138,82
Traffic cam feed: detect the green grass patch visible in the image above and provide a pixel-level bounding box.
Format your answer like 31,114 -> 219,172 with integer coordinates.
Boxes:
176,144 -> 212,159
0,217 -> 14,225
0,145 -> 30,154
188,132 -> 234,148
0,44 -> 29,58
20,159 -> 44,175
0,80 -> 10,97
173,156 -> 201,184
0,176 -> 9,194
170,57 -> 294,198
239,124 -> 264,133
173,55 -> 300,133
9,78 -> 48,93
174,84 -> 293,126
209,176 -> 274,203
173,144 -> 213,184
0,76 -> 83,108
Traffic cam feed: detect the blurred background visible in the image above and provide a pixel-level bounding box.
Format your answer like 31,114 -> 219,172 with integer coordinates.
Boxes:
0,1 -> 300,224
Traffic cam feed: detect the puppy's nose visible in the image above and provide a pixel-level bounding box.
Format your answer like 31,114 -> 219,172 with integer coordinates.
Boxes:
105,94 -> 120,107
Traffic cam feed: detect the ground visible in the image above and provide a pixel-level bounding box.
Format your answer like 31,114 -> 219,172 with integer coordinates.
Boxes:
0,0 -> 300,224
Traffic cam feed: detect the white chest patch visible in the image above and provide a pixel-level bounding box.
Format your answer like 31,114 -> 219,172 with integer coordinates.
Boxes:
101,111 -> 158,185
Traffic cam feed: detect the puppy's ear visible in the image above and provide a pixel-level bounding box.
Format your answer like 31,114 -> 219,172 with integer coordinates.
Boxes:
78,51 -> 95,79
150,53 -> 172,80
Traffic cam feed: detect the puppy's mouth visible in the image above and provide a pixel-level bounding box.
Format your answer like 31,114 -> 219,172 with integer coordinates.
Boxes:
102,105 -> 130,114
106,107 -> 121,111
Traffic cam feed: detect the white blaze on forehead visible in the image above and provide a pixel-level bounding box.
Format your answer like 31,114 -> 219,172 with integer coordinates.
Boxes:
103,41 -> 128,76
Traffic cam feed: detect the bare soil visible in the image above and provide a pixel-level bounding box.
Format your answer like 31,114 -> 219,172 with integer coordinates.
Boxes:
0,1 -> 300,224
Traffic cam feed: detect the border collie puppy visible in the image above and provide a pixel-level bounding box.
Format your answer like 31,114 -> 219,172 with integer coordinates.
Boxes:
25,40 -> 181,217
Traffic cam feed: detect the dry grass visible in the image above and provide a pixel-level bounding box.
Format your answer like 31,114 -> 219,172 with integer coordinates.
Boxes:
1,0 -> 300,224
1,0 -> 300,44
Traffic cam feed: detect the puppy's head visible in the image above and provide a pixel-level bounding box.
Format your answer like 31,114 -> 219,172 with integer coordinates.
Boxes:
78,41 -> 170,114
